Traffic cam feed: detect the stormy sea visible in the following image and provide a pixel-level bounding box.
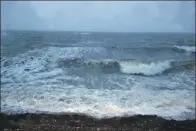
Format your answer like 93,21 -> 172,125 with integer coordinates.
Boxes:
1,30 -> 195,130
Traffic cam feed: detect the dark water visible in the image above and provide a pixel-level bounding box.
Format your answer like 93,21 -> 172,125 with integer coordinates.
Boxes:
1,31 -> 195,120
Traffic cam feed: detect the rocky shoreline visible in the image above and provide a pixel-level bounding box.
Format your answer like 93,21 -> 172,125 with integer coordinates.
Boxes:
0,112 -> 195,131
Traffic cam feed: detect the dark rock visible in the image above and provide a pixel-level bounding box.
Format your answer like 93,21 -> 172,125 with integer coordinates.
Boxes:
0,112 -> 195,131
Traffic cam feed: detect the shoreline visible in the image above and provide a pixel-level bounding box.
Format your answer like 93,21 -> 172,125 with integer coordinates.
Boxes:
0,112 -> 195,131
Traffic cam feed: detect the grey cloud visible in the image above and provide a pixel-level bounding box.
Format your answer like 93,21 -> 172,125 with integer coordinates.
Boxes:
1,1 -> 46,30
1,1 -> 195,32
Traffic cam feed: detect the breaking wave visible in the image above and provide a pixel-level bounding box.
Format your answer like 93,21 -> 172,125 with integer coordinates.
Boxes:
57,58 -> 195,76
173,45 -> 195,53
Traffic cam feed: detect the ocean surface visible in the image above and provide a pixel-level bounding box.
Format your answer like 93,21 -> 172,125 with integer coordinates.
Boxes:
1,31 -> 195,120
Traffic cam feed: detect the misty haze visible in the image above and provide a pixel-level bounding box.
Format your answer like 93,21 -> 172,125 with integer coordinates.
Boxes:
1,1 -> 195,32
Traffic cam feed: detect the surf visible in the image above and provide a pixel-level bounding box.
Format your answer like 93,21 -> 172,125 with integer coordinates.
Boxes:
173,45 -> 195,53
57,58 -> 195,76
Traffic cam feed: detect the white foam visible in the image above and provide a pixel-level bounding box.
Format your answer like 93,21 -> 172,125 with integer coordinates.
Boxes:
119,61 -> 171,75
174,45 -> 195,52
1,81 -> 195,120
1,47 -> 195,120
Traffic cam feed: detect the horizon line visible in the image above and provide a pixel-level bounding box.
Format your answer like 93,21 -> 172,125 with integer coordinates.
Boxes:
2,29 -> 195,34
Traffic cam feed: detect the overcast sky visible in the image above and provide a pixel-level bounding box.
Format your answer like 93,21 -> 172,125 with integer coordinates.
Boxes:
1,1 -> 195,32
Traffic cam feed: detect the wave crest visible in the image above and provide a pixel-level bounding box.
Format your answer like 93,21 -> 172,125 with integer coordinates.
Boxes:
173,45 -> 195,52
58,58 -> 195,76
119,61 -> 171,75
